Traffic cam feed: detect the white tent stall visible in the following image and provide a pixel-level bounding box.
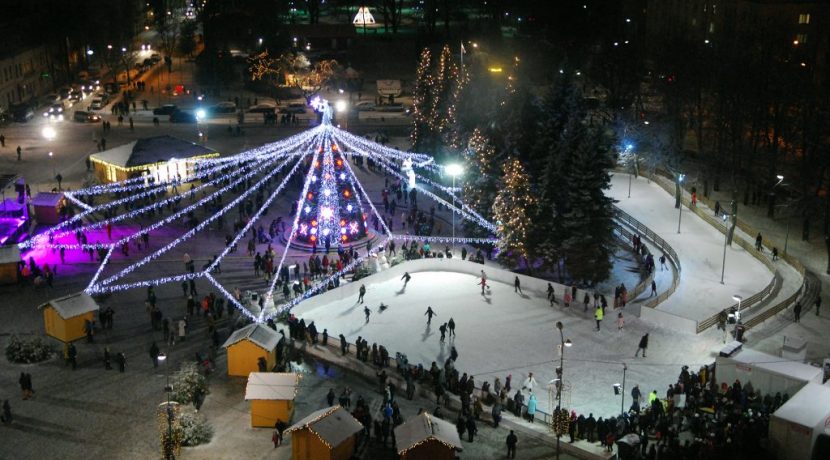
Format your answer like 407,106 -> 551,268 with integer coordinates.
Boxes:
769,382 -> 830,460
715,347 -> 823,396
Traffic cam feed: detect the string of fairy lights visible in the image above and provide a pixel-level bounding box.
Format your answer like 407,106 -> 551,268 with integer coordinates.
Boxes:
24,116 -> 497,322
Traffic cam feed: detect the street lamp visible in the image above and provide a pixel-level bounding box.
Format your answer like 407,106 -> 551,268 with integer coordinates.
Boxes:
615,363 -> 628,416
677,174 -> 685,234
731,295 -> 743,341
42,126 -> 56,141
768,174 -> 784,218
555,321 -> 572,460
446,164 -> 463,256
158,351 -> 173,460
720,213 -> 729,284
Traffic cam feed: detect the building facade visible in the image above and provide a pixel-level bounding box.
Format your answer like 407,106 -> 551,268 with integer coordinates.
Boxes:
0,46 -> 55,112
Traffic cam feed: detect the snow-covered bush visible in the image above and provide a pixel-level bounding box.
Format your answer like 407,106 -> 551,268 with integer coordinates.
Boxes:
5,335 -> 53,363
170,362 -> 210,405
178,411 -> 213,446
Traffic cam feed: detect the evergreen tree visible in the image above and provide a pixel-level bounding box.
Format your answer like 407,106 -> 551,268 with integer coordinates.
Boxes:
432,44 -> 466,151
558,119 -> 616,284
411,48 -> 434,151
462,129 -> 500,238
492,158 -> 537,268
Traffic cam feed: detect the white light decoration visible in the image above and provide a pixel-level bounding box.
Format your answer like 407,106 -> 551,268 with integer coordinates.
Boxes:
23,115 -> 496,323
353,6 -> 376,25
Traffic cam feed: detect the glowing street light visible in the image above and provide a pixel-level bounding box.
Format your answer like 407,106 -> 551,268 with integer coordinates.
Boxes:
677,174 -> 685,234
195,109 -> 206,120
335,100 -> 347,113
42,126 -> 56,141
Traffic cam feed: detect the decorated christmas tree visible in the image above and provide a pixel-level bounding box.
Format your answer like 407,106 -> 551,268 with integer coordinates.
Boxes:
492,157 -> 536,268
411,48 -> 434,151
463,129 -> 499,237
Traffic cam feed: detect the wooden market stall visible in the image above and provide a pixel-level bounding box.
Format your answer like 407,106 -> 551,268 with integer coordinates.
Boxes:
0,244 -> 21,284
245,372 -> 301,427
31,192 -> 66,225
39,292 -> 100,342
395,412 -> 463,460
221,323 -> 280,377
89,135 -> 218,184
284,406 -> 363,460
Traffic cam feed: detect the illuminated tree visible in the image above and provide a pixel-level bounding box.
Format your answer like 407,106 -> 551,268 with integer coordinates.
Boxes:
411,48 -> 434,151
463,129 -> 499,238
411,45 -> 466,154
493,158 -> 536,268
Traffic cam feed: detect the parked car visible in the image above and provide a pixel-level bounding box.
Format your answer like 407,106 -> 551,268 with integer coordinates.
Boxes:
248,104 -> 276,114
354,101 -> 376,112
10,104 -> 34,122
170,110 -> 196,123
73,110 -> 101,123
210,101 -> 237,114
153,104 -> 178,115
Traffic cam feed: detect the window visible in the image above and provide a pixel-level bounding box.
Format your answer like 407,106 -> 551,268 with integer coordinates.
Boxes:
799,13 -> 810,24
797,33 -> 808,44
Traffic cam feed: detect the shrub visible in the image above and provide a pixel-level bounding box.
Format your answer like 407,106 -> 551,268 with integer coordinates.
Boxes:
5,335 -> 53,363
178,411 -> 213,446
170,362 -> 210,406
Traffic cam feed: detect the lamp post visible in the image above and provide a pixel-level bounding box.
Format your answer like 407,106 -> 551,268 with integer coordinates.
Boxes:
158,352 -> 173,460
731,295 -> 743,340
335,100 -> 348,130
677,174 -> 685,234
555,321 -> 572,460
720,214 -> 729,284
768,174 -> 784,218
446,164 -> 463,256
620,363 -> 627,416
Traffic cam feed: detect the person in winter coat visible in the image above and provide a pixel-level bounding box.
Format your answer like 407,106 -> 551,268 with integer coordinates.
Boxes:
526,393 -> 538,422
521,372 -> 538,392
492,402 -> 502,427
456,414 -> 466,439
563,291 -> 572,307
358,284 -> 366,303
595,306 -> 604,331
506,430 -> 518,458
635,333 -> 649,357
327,388 -> 336,406
466,415 -> 477,442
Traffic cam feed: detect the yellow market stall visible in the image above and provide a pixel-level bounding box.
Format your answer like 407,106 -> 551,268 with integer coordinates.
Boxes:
395,412 -> 463,460
0,245 -> 21,284
89,135 -> 219,184
39,292 -> 100,343
221,323 -> 280,377
245,372 -> 301,427
284,406 -> 363,460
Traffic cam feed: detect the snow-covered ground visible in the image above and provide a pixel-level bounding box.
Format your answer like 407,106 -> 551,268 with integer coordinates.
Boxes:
609,174 -> 772,321
293,269 -> 724,419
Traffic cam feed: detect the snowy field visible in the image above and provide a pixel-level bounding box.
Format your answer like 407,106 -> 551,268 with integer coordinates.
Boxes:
609,174 -> 772,321
293,269 -> 724,418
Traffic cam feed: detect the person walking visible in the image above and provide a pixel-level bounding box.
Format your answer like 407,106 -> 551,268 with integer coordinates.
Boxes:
635,333 -> 649,357
595,305 -> 604,331
617,312 -> 625,330
364,306 -> 371,323
650,280 -> 657,297
514,276 -> 523,294
424,306 -> 437,324
358,284 -> 366,303
506,430 -> 518,458
448,318 -> 456,337
466,415 -> 477,442
755,233 -> 763,252
16,145 -> 21,161
149,342 -> 160,368
68,343 -> 78,370
340,334 -> 348,355
794,301 -> 802,323
116,352 -> 126,372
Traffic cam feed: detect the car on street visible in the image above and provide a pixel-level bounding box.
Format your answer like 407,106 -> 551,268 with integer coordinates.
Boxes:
68,90 -> 83,102
73,110 -> 101,123
153,104 -> 178,116
79,80 -> 101,93
41,94 -> 61,105
354,101 -> 376,111
170,110 -> 196,123
43,103 -> 65,119
10,104 -> 34,122
89,93 -> 109,110
209,101 -> 237,114
248,104 -> 276,114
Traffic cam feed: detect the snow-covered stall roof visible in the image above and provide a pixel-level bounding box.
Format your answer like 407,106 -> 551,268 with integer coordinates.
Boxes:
720,348 -> 823,383
395,412 -> 463,455
38,292 -> 99,319
221,323 -> 280,351
31,192 -> 64,207
772,382 -> 830,428
285,406 -> 363,447
245,372 -> 300,401
90,136 -> 215,168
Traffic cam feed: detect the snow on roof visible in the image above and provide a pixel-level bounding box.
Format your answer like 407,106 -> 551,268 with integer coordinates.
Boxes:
39,292 -> 99,318
285,406 -> 363,447
245,372 -> 300,401
723,348 -> 822,383
772,382 -> 830,428
31,192 -> 64,207
395,412 -> 463,455
0,244 -> 20,264
90,136 -> 215,168
222,323 -> 280,351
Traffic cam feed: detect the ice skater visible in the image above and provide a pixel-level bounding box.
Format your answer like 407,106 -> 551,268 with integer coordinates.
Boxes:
448,318 -> 456,337
425,306 -> 437,324
378,302 -> 389,313
479,270 -> 489,295
635,333 -> 649,357
364,306 -> 371,323
595,305 -> 603,331
659,254 -> 667,271
401,272 -> 411,288
514,276 -> 523,294
439,323 -> 447,342
358,284 -> 366,304
650,280 -> 657,297
547,283 -> 557,305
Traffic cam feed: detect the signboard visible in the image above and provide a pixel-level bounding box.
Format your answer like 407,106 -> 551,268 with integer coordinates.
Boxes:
376,79 -> 401,97
736,363 -> 752,373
